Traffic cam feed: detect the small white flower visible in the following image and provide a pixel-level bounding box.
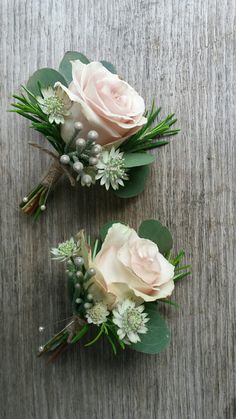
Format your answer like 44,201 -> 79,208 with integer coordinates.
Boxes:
51,238 -> 79,261
85,302 -> 109,325
37,83 -> 72,124
112,300 -> 149,344
96,147 -> 128,190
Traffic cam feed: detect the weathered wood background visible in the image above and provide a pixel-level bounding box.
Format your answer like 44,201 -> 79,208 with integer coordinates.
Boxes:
0,0 -> 235,418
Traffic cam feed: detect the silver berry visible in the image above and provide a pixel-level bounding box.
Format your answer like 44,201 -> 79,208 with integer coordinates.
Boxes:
74,256 -> 84,267
38,326 -> 45,333
84,268 -> 96,281
91,144 -> 102,156
38,345 -> 44,352
75,283 -> 81,289
76,271 -> 83,279
87,130 -> 99,141
89,157 -> 98,166
60,154 -> 70,164
76,298 -> 82,304
84,302 -> 92,309
82,174 -> 92,186
74,121 -> 83,131
40,205 -> 46,211
87,268 -> 96,277
76,138 -> 86,149
73,161 -> 84,173
87,293 -> 93,301
22,197 -> 28,203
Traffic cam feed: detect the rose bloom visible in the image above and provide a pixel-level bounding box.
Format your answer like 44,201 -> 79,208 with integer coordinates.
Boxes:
93,223 -> 175,303
59,61 -> 147,147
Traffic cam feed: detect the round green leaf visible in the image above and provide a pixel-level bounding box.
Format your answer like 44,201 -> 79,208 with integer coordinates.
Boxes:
113,165 -> 150,198
123,152 -> 155,168
138,219 -> 173,255
27,68 -> 67,96
59,51 -> 90,84
130,303 -> 171,354
100,220 -> 122,242
100,60 -> 117,74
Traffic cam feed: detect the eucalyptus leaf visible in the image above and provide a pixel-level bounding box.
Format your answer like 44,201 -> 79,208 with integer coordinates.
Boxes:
100,60 -> 117,74
100,220 -> 122,242
113,165 -> 150,198
138,219 -> 173,255
123,152 -> 155,168
130,303 -> 171,354
27,68 -> 67,96
59,51 -> 90,84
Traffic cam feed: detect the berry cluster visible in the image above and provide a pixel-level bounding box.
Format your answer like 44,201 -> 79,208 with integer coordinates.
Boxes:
66,255 -> 96,316
60,123 -> 102,187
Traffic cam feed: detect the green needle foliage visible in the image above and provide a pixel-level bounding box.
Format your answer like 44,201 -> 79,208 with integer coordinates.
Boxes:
156,249 -> 191,308
120,103 -> 180,153
171,250 -> 191,284
10,86 -> 66,154
84,318 -> 125,355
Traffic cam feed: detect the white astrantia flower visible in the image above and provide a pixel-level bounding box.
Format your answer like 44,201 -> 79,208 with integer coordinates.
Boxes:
51,238 -> 79,261
112,300 -> 149,344
95,147 -> 128,190
36,83 -> 72,124
85,302 -> 110,325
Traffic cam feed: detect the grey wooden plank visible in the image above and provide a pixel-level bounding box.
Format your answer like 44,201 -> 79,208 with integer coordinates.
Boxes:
0,0 -> 235,418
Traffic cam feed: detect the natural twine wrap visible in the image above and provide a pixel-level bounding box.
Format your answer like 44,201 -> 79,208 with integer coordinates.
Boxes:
41,160 -> 64,188
66,316 -> 87,343
29,142 -> 76,188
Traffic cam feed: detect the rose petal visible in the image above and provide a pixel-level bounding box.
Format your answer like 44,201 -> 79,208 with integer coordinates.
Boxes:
133,279 -> 175,301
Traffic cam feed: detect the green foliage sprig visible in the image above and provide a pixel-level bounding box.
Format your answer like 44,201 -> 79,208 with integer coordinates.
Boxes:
10,87 -> 66,154
120,103 -> 180,153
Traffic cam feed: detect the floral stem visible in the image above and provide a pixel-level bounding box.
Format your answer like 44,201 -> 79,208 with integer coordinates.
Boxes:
20,161 -> 64,219
84,325 -> 104,347
38,317 -> 88,358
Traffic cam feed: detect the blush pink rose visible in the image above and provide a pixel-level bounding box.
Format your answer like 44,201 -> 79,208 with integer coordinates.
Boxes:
59,61 -> 147,146
93,223 -> 175,303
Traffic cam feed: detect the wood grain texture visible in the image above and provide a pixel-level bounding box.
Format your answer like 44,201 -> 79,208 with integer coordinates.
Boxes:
0,0 -> 235,418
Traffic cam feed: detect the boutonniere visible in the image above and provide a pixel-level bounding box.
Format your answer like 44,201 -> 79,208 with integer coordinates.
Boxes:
38,220 -> 190,360
11,52 -> 179,219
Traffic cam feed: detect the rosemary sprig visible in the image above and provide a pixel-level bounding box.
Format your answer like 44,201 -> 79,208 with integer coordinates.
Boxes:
120,103 -> 180,153
173,271 -> 191,283
10,86 -> 66,154
83,318 -> 125,354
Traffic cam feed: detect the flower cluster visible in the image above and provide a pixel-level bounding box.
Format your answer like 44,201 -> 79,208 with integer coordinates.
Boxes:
50,234 -> 151,346
51,238 -> 79,262
36,84 -> 72,124
96,148 -> 129,190
59,122 -> 129,189
86,303 -> 109,325
38,220 -> 190,358
59,126 -> 103,187
113,300 -> 149,344
13,51 -> 179,219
